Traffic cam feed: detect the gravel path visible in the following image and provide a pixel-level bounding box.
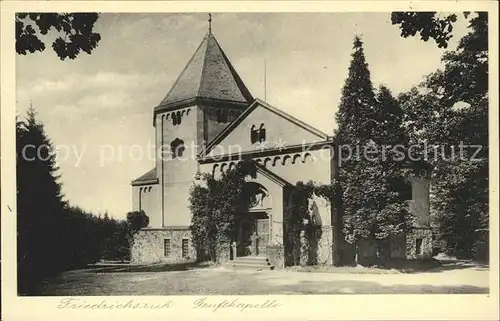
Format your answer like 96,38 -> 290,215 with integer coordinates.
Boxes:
39,264 -> 489,295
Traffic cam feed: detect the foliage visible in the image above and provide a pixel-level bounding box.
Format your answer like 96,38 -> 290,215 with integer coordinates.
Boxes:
17,106 -> 67,294
16,13 -> 101,60
391,12 -> 459,48
101,218 -> 132,262
16,106 -> 134,294
334,37 -> 414,265
126,210 -> 150,234
188,159 -> 258,262
398,13 -> 489,260
335,36 -> 378,144
284,181 -> 338,266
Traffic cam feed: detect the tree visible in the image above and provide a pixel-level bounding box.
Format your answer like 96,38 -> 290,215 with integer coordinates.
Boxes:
398,13 -> 489,260
17,106 -> 137,294
374,86 -> 408,147
16,13 -> 101,60
391,12 -> 459,48
17,106 -> 67,294
335,37 -> 414,265
335,36 -> 378,145
126,210 -> 150,234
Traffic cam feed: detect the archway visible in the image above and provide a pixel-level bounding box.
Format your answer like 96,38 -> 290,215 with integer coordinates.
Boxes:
236,182 -> 272,257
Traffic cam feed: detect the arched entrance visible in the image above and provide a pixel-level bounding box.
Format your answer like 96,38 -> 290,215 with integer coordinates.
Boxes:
236,182 -> 271,257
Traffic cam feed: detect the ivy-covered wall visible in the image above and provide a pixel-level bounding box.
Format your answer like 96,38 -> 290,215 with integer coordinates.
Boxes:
406,227 -> 433,259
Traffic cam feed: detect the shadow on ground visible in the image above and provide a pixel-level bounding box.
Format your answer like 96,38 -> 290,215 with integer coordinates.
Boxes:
85,261 -> 214,273
285,258 -> 489,274
424,259 -> 489,273
37,267 -> 489,296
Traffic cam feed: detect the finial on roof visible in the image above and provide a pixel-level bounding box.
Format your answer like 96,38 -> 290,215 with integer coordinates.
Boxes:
208,13 -> 212,33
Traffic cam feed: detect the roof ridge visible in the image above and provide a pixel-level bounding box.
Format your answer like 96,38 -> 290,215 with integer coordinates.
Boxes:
160,35 -> 208,106
197,32 -> 211,98
199,100 -> 258,157
199,99 -> 329,157
211,34 -> 253,102
254,162 -> 291,187
254,98 -> 329,138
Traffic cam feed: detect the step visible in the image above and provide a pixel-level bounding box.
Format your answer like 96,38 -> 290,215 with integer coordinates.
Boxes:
234,256 -> 268,262
231,260 -> 270,266
225,256 -> 274,270
226,262 -> 275,271
235,257 -> 268,262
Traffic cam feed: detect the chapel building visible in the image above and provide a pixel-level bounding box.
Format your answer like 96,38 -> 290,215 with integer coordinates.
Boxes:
130,26 -> 433,267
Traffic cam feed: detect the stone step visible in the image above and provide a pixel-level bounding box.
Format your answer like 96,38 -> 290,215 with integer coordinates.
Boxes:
226,262 -> 275,271
234,256 -> 268,263
225,256 -> 274,270
232,259 -> 270,266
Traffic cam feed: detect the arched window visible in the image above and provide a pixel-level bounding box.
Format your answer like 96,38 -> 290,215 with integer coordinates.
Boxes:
258,123 -> 266,142
177,111 -> 182,125
250,124 -> 266,144
170,138 -> 185,158
172,111 -> 182,126
250,125 -> 257,144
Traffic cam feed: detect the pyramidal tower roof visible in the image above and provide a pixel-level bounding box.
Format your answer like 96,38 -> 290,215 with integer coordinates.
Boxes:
156,31 -> 253,111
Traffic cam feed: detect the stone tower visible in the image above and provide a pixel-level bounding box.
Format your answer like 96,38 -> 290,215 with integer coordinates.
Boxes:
154,30 -> 253,228
131,29 -> 253,262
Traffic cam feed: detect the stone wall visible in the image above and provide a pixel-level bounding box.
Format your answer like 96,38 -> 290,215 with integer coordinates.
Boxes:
266,245 -> 284,269
312,226 -> 333,265
406,227 -> 433,259
131,228 -> 196,264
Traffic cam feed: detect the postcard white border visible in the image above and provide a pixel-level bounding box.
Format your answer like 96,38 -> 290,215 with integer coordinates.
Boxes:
2,1 -> 499,320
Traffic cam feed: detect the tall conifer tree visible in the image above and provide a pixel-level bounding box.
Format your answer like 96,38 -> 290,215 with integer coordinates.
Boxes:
335,37 -> 413,265
17,106 -> 66,294
335,36 -> 378,145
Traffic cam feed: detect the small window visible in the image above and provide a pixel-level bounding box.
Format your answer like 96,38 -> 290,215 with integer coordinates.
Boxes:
182,239 -> 189,258
416,238 -> 423,255
172,111 -> 182,126
258,123 -> 266,142
164,239 -> 171,257
250,125 -> 257,144
170,138 -> 185,158
250,124 -> 266,144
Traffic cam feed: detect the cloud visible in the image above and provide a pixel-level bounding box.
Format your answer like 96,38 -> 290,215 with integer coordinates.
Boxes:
15,12 -> 471,218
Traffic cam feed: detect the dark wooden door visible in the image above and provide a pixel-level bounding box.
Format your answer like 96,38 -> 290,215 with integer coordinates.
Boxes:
256,218 -> 270,256
240,219 -> 256,256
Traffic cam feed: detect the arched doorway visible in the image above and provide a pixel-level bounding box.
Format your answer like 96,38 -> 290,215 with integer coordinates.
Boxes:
236,182 -> 271,257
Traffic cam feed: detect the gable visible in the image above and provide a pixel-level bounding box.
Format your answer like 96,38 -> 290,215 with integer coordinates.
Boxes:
205,99 -> 328,157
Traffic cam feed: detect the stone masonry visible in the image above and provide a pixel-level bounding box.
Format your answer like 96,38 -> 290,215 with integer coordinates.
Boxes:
131,228 -> 196,264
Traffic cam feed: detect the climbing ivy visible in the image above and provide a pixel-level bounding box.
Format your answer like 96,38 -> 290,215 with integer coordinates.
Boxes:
284,181 -> 339,266
188,159 -> 258,263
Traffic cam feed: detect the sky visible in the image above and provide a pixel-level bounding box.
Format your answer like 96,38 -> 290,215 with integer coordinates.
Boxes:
16,12 -> 470,219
